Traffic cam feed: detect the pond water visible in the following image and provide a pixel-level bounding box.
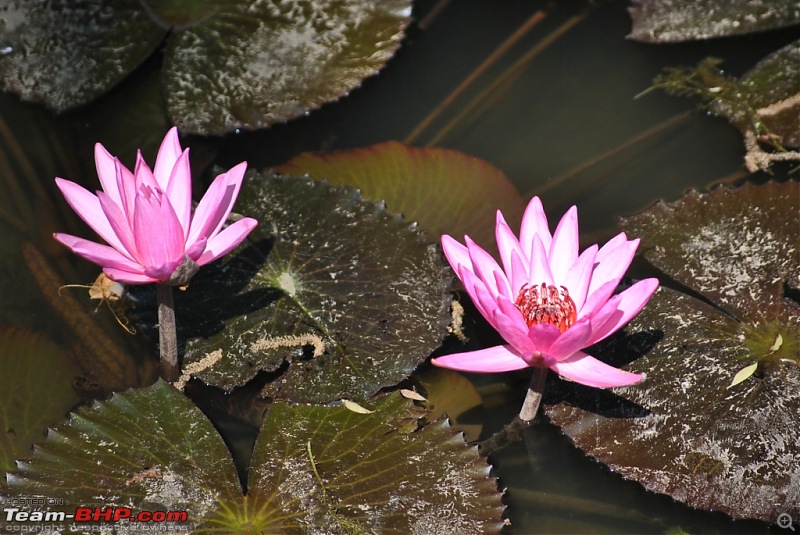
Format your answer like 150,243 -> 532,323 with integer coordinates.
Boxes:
1,0 -> 797,533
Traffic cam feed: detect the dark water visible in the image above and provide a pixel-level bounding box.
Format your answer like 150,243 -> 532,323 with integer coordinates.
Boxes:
1,0 -> 798,533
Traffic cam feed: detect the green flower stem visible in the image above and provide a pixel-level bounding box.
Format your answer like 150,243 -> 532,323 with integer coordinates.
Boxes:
156,283 -> 179,382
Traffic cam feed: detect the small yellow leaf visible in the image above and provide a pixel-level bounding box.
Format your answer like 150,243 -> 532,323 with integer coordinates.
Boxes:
769,334 -> 783,353
728,362 -> 758,388
400,388 -> 427,401
342,399 -> 373,414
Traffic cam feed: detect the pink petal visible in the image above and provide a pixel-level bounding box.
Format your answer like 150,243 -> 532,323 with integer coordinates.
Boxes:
527,234 -> 554,289
546,316 -> 593,360
94,143 -> 123,207
459,266 -> 501,329
132,186 -> 185,281
519,196 -> 552,258
441,234 -> 472,274
527,322 -> 561,353
195,218 -> 257,266
495,210 -> 526,279
55,178 -> 129,255
509,248 -> 530,297
465,236 -> 509,298
103,267 -> 160,284
432,345 -> 530,373
548,205 -> 579,278
53,233 -> 144,274
186,162 -> 247,246
562,244 -> 597,312
133,151 -> 160,191
595,232 -> 629,264
96,191 -> 137,261
586,278 -> 660,346
153,127 -> 183,191
493,298 -> 538,354
582,239 -> 639,316
550,351 -> 642,388
114,158 -> 137,227
166,149 -> 192,236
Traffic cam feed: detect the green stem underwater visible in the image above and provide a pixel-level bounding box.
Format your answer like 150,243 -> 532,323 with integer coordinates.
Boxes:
156,283 -> 179,382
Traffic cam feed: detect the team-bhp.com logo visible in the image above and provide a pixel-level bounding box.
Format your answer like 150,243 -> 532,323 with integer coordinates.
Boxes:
4,506 -> 188,531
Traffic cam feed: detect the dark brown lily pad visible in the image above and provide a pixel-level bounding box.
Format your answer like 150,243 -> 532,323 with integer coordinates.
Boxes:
131,172 -> 451,403
545,180 -> 800,523
628,0 -> 800,42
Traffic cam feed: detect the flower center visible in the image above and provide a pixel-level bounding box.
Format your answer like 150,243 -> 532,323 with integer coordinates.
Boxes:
515,283 -> 577,332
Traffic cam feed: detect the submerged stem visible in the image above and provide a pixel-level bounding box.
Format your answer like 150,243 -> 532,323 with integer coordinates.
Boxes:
156,283 -> 179,382
478,367 -> 548,456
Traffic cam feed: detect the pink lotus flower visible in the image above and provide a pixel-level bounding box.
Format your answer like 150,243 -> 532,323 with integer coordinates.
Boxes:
432,197 -> 659,388
54,128 -> 257,285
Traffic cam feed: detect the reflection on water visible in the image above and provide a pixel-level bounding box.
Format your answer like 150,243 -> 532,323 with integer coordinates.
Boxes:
1,0 -> 797,532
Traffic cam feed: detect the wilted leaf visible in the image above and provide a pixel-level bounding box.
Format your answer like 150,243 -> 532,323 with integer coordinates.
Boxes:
276,141 -> 527,254
728,362 -> 758,388
6,382 -> 505,533
132,172 -> 451,403
628,0 -> 800,42
545,181 -> 800,522
0,327 -> 80,472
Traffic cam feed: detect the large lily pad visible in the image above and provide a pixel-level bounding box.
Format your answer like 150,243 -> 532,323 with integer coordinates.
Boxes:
628,0 -> 800,42
545,180 -> 799,523
133,172 -> 450,403
275,141 -> 527,254
0,327 -> 80,473
5,381 -> 505,533
0,0 -> 411,135
0,1 -> 166,111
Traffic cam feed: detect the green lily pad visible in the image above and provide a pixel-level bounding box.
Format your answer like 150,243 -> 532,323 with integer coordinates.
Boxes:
0,1 -> 411,135
6,381 -> 505,533
0,327 -> 80,473
628,0 -> 800,42
134,172 -> 450,403
545,181 -> 800,522
275,141 -> 527,255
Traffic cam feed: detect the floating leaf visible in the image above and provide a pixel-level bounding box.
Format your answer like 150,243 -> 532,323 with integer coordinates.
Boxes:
208,392 -> 505,533
0,1 -> 166,111
276,141 -> 527,254
6,382 -> 505,533
341,399 -> 373,414
0,327 -> 80,472
628,0 -> 800,42
165,0 -> 411,134
133,173 -> 451,403
545,181 -> 800,522
0,1 -> 411,135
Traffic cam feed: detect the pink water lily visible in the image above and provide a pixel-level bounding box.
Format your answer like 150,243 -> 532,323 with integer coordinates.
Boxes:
54,127 -> 258,285
432,197 -> 658,388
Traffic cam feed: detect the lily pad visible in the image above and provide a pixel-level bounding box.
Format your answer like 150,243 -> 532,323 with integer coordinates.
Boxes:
0,0 -> 411,135
545,181 -> 800,522
0,327 -> 80,473
628,0 -> 800,42
0,0 -> 166,111
275,141 -> 527,255
6,381 -> 505,533
134,172 -> 451,403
